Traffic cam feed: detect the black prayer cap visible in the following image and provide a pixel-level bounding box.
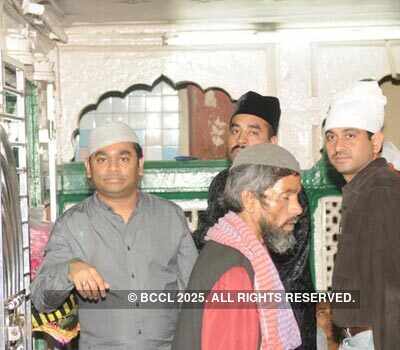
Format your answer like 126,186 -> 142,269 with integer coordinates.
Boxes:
231,91 -> 281,135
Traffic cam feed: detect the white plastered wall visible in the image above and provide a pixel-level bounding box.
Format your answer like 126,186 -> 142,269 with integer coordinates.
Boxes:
54,25 -> 400,168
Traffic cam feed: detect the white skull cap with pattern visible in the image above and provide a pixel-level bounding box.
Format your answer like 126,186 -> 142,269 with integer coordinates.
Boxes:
324,80 -> 387,133
88,122 -> 139,156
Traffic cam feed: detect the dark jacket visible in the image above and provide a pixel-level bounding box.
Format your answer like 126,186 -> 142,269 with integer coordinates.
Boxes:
332,158 -> 400,350
193,169 -> 316,349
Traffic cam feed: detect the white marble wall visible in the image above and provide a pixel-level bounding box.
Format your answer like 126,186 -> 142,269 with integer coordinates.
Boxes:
55,25 -> 400,168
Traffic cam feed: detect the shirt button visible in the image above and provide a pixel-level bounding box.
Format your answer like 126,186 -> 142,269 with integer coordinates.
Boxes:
127,246 -> 131,251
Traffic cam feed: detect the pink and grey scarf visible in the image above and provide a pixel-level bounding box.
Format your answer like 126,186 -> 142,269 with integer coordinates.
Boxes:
206,211 -> 302,350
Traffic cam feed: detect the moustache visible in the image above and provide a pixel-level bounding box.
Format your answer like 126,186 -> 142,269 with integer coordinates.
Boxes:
285,217 -> 299,226
102,176 -> 126,181
333,152 -> 351,158
230,145 -> 245,153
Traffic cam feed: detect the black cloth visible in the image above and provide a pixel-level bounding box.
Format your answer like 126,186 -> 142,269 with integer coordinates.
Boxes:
193,168 -> 316,349
332,158 -> 400,350
172,240 -> 256,350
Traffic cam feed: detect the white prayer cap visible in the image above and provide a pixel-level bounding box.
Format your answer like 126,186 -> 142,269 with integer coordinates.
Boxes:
324,80 -> 386,133
88,122 -> 139,156
382,141 -> 400,170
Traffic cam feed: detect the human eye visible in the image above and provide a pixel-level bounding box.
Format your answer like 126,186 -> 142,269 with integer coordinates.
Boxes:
325,133 -> 335,142
230,127 -> 239,135
249,130 -> 260,136
121,155 -> 131,163
95,156 -> 107,164
280,193 -> 290,201
345,132 -> 356,139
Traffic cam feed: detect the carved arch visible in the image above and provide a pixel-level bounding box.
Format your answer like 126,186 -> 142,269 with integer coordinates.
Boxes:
73,75 -> 236,161
77,75 -> 235,120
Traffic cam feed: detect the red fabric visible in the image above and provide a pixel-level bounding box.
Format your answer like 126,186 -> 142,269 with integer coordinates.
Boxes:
206,212 -> 301,349
30,221 -> 52,279
201,266 -> 259,350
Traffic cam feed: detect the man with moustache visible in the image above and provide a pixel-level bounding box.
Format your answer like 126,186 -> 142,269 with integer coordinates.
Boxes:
194,91 -> 280,250
31,122 -> 198,350
173,144 -> 304,350
193,91 -> 315,349
324,80 -> 400,350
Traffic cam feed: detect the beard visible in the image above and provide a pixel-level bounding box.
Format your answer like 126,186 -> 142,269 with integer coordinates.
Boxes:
259,217 -> 296,254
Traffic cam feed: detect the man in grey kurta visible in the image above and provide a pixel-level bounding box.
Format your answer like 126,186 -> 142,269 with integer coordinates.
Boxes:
31,122 -> 198,350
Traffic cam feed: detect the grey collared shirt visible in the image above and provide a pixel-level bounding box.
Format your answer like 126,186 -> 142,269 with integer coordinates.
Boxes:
31,192 -> 198,350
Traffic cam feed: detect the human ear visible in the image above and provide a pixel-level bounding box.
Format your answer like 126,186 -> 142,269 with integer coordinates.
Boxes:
84,159 -> 92,179
138,157 -> 145,177
371,131 -> 384,156
240,191 -> 257,213
270,136 -> 278,145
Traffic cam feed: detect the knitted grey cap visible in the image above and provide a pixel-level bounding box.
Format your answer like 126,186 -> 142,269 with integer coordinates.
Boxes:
231,144 -> 300,172
88,122 -> 139,155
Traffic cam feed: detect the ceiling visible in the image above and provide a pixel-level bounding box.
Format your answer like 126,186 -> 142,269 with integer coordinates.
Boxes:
43,0 -> 400,28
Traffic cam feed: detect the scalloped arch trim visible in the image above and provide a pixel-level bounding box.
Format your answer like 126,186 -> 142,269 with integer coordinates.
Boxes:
77,75 -> 235,120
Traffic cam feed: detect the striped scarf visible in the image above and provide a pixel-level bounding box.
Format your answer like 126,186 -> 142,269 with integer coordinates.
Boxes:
206,211 -> 301,350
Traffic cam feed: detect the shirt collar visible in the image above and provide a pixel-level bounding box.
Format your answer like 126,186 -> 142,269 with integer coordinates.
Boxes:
92,191 -> 143,217
93,192 -> 112,211
343,157 -> 387,194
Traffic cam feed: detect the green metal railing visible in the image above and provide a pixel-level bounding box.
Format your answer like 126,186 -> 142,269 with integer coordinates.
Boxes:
26,81 -> 41,207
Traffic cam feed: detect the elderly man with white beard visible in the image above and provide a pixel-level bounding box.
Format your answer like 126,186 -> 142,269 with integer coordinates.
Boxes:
173,144 -> 304,350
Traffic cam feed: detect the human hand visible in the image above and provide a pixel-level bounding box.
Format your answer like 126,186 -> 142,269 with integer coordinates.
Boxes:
68,259 -> 110,300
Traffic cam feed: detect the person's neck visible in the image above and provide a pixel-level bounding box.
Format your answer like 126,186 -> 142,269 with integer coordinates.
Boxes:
97,191 -> 139,223
238,211 -> 263,242
344,155 -> 378,183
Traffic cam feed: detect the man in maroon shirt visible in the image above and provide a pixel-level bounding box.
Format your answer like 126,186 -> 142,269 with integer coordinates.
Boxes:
325,80 -> 400,350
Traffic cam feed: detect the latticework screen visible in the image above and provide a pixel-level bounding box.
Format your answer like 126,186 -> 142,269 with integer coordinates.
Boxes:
314,196 -> 342,291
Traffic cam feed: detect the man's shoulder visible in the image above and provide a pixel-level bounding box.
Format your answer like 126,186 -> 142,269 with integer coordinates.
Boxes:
208,168 -> 229,194
212,168 -> 229,183
354,166 -> 400,207
198,241 -> 252,272
364,165 -> 400,191
57,196 -> 92,222
188,241 -> 253,289
140,192 -> 184,216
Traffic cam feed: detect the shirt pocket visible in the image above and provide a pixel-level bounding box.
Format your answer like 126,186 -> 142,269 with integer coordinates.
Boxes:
147,259 -> 179,290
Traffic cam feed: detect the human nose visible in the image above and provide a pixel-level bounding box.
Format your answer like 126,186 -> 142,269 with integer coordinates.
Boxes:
237,130 -> 248,145
107,158 -> 120,171
334,136 -> 347,153
291,196 -> 303,217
